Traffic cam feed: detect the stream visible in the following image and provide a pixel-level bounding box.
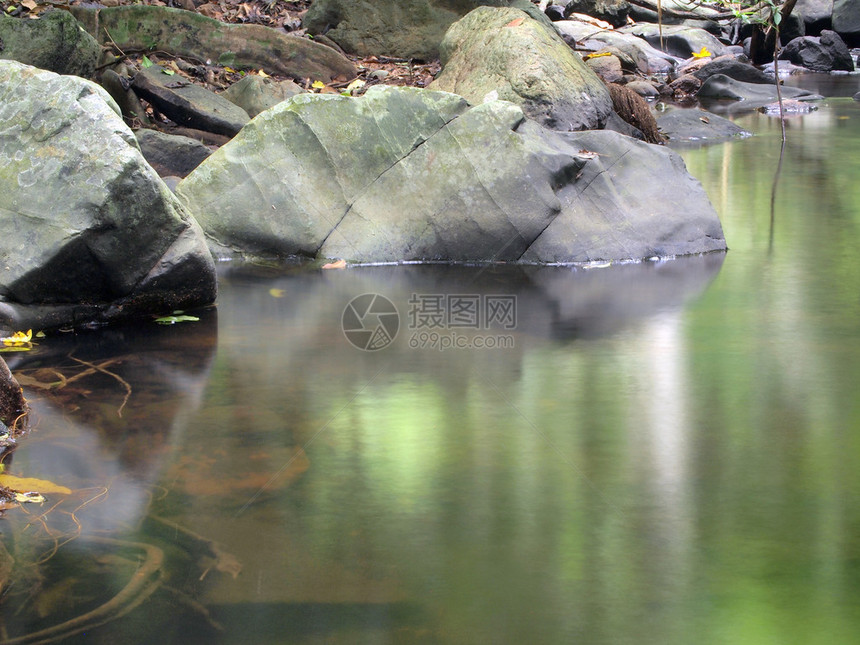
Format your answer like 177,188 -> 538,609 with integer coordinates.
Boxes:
2,74 -> 859,644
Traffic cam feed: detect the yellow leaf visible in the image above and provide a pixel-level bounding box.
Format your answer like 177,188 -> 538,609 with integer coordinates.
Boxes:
224,66 -> 237,73
269,288 -> 285,298
691,46 -> 712,59
257,69 -> 270,78
583,52 -> 613,60
0,474 -> 72,495
15,492 -> 45,504
1,329 -> 32,345
311,80 -> 326,89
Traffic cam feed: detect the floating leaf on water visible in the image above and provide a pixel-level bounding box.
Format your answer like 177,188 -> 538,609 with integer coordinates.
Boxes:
269,288 -> 285,298
154,315 -> 200,325
14,491 -> 45,504
321,259 -> 347,270
2,329 -> 32,345
0,474 -> 72,495
0,345 -> 32,353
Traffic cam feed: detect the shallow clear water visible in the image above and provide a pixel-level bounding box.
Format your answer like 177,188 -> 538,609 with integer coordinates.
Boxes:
3,78 -> 860,644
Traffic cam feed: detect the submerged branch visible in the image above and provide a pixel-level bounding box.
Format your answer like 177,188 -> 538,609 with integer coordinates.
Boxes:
2,537 -> 164,645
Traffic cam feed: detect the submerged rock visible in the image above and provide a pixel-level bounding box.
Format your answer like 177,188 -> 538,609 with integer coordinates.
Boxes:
698,73 -> 824,112
658,107 -> 752,144
176,86 -> 725,264
430,7 -> 612,131
0,61 -> 216,330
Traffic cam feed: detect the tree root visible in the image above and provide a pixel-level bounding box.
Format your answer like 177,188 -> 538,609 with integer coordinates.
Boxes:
2,537 -> 164,645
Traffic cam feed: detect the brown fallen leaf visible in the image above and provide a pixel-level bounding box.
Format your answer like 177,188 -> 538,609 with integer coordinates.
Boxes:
506,17 -> 525,27
0,474 -> 72,495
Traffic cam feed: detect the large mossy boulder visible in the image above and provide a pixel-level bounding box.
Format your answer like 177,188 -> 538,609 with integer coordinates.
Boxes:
176,86 -> 725,264
0,61 -> 216,330
430,7 -> 612,131
302,0 -> 546,60
0,11 -> 101,78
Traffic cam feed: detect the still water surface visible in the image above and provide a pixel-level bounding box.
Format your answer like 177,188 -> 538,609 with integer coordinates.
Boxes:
3,78 -> 860,644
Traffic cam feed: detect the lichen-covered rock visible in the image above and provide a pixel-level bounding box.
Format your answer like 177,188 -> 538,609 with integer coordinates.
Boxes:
430,7 -> 612,131
0,11 -> 101,78
176,86 -> 725,264
0,61 -> 216,330
71,4 -> 356,82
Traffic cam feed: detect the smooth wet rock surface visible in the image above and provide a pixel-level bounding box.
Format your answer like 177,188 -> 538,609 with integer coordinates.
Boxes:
176,86 -> 725,264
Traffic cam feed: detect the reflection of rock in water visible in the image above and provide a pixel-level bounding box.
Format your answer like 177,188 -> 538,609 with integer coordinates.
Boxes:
2,310 -> 217,533
526,253 -> 726,340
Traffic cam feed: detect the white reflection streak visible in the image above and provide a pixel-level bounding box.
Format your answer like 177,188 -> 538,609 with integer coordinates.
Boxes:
637,311 -> 692,584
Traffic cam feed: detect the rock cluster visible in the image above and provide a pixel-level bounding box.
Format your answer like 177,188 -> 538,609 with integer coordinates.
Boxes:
8,0 -> 852,328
